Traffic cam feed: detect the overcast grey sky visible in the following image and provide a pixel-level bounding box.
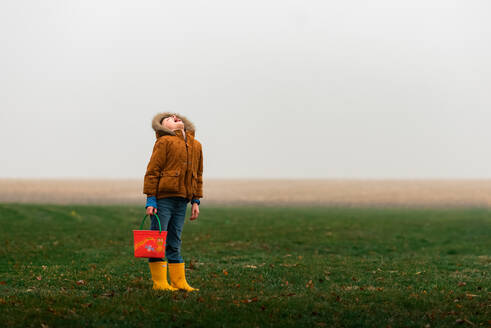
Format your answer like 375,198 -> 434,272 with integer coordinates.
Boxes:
1,0 -> 490,179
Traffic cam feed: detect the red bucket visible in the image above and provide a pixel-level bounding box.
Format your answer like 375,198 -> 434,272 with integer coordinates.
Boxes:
133,214 -> 167,258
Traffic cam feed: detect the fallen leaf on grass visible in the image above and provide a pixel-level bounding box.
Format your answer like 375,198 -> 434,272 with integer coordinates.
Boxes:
465,293 -> 479,299
47,307 -> 58,315
131,277 -> 144,284
101,291 -> 115,298
280,263 -> 298,267
70,210 -> 81,219
244,265 -> 257,269
455,318 -> 475,326
223,269 -> 228,276
306,280 -> 314,289
76,280 -> 86,285
458,281 -> 466,287
36,276 -> 42,281
241,297 -> 258,303
0,281 -> 6,285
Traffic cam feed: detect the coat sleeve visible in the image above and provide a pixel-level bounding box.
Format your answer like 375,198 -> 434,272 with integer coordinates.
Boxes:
143,139 -> 167,197
192,145 -> 204,199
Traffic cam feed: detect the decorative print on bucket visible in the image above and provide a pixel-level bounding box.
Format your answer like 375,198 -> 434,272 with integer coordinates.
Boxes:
133,214 -> 167,258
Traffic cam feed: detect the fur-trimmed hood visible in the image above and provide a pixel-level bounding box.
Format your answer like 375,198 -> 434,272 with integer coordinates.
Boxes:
151,112 -> 196,138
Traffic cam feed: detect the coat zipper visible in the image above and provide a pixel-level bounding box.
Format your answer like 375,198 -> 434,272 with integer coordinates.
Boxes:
184,137 -> 189,199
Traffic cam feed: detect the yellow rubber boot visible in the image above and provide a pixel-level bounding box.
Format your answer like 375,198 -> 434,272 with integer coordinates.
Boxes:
168,262 -> 199,292
148,261 -> 178,291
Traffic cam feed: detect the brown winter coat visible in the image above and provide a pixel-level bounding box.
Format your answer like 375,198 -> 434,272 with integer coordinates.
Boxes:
143,112 -> 203,201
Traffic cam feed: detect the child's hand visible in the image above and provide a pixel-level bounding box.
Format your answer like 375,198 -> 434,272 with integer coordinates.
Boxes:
146,206 -> 157,215
189,203 -> 199,221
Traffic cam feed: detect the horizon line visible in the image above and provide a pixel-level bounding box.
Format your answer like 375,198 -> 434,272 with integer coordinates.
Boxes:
1,177 -> 490,181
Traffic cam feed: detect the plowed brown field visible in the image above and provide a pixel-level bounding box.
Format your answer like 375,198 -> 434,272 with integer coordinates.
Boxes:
1,178 -> 490,207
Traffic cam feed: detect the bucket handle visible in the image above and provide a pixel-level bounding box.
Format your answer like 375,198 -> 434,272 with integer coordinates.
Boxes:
139,214 -> 162,233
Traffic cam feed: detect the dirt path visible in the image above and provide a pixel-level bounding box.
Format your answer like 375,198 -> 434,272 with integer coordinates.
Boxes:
1,178 -> 490,207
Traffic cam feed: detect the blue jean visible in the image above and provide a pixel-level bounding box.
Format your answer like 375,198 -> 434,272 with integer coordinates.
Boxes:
148,196 -> 189,263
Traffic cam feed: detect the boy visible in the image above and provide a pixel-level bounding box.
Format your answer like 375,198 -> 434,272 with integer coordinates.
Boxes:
143,112 -> 203,291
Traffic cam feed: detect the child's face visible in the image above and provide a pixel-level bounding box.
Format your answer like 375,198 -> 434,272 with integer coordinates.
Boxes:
162,115 -> 185,131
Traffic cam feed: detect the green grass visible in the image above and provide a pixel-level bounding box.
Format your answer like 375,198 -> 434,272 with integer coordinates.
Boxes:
0,204 -> 490,328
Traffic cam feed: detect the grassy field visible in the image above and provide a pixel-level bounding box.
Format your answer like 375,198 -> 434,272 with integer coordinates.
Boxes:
0,204 -> 489,327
